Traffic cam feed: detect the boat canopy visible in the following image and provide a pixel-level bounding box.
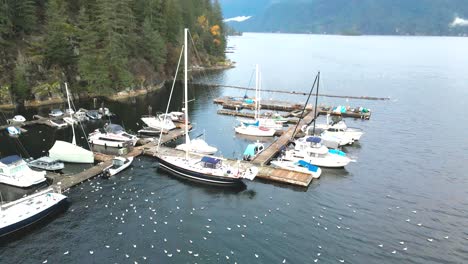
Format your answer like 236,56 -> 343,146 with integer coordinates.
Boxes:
0,155 -> 22,165
105,124 -> 124,133
329,149 -> 346,157
201,156 -> 221,165
243,144 -> 257,156
297,160 -> 319,172
306,136 -> 321,143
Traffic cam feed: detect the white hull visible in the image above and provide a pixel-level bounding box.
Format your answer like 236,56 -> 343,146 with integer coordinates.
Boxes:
141,116 -> 176,131
282,150 -> 351,168
0,172 -> 46,188
49,140 -> 94,163
105,157 -> 133,176
235,125 -> 276,137
270,160 -> 322,179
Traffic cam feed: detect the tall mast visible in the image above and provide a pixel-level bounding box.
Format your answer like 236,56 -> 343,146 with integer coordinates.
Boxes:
65,83 -> 76,145
184,28 -> 189,160
312,71 -> 320,135
255,64 -> 259,120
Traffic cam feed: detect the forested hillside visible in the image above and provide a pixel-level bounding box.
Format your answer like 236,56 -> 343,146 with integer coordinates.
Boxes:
0,0 -> 226,104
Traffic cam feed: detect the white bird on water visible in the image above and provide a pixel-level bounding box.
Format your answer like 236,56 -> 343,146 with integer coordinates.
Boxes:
64,251 -> 69,255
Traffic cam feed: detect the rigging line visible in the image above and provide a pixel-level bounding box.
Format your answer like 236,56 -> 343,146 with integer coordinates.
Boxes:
157,44 -> 184,152
291,72 -> 319,140
312,72 -> 320,135
69,87 -> 92,150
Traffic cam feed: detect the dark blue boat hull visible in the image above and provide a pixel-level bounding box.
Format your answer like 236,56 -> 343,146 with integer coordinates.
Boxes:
156,156 -> 245,187
0,198 -> 68,239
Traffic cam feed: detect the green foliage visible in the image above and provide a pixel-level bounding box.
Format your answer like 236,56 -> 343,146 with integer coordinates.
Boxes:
0,0 -> 227,98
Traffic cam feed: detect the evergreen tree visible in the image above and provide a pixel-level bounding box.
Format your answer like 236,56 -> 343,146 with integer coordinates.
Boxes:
142,17 -> 166,69
11,63 -> 29,99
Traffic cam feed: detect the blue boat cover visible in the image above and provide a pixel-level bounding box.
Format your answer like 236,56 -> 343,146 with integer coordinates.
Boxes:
243,120 -> 259,127
0,155 -> 22,165
306,136 -> 321,143
244,99 -> 254,104
297,160 -> 319,172
329,149 -> 346,156
243,144 -> 256,156
201,156 -> 221,164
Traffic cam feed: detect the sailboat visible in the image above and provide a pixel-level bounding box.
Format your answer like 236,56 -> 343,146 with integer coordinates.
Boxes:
175,133 -> 218,155
48,83 -> 94,163
155,28 -> 258,187
235,65 -> 277,136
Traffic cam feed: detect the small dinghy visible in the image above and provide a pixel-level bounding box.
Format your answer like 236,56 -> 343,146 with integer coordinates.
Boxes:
7,126 -> 21,136
49,119 -> 67,128
49,109 -> 63,117
104,157 -> 133,177
138,126 -> 161,136
11,115 -> 26,123
27,157 -> 64,172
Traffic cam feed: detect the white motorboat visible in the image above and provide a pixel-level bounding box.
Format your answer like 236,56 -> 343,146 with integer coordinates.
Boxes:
138,126 -> 161,136
301,125 -> 353,147
86,110 -> 102,120
316,114 -> 364,141
176,135 -> 218,155
88,124 -> 138,148
49,119 -> 68,128
104,157 -> 134,177
282,136 -> 352,168
235,123 -> 276,137
74,108 -> 89,121
155,29 -> 258,187
0,155 -> 47,188
270,159 -> 322,179
98,107 -> 111,116
243,141 -> 265,161
6,126 -> 21,136
12,115 -> 26,123
169,111 -> 186,123
141,114 -> 176,131
27,157 -> 64,172
49,109 -> 63,117
48,83 -> 94,164
65,109 -> 75,115
0,187 -> 68,238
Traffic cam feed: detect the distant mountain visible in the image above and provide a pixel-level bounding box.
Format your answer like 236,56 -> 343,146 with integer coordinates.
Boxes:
221,0 -> 468,36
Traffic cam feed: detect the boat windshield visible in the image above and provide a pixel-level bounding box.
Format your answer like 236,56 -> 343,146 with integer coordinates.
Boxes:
113,159 -> 125,166
105,124 -> 124,133
10,164 -> 28,174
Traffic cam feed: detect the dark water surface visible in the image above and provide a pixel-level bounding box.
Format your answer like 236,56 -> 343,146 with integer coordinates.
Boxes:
1,33 -> 467,263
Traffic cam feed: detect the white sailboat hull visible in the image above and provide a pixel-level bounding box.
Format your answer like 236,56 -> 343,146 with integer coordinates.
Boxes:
235,125 -> 276,137
176,139 -> 218,155
141,117 -> 176,131
49,140 -> 94,163
283,150 -> 351,168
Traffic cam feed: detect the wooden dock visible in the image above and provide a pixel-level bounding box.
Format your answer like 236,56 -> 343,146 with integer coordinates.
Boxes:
251,110 -> 316,166
144,146 -> 314,187
214,96 -> 312,112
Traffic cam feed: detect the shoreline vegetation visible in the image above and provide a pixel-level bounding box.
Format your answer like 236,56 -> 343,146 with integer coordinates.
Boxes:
0,0 -> 227,110
0,61 -> 235,109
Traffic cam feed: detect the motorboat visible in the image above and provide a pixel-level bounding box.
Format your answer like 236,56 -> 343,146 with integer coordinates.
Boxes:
0,155 -> 47,188
176,135 -> 218,155
88,124 -> 138,148
7,126 -> 21,136
86,110 -> 102,120
270,159 -> 322,179
141,114 -> 176,131
282,136 -> 352,168
235,123 -> 276,137
74,108 -> 89,121
0,187 -> 68,238
27,157 -> 64,172
138,126 -> 161,136
155,29 -> 258,187
243,141 -> 265,161
49,119 -> 68,128
169,111 -> 186,123
98,107 -> 113,117
12,115 -> 26,123
49,109 -> 63,117
316,114 -> 364,141
48,83 -> 95,164
103,157 -> 133,177
65,109 -> 75,115
63,117 -> 77,125
301,125 -> 353,147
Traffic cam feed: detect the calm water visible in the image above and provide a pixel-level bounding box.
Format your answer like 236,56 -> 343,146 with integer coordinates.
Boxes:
1,33 -> 468,263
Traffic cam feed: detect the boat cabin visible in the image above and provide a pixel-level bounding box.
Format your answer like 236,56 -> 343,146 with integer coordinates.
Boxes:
201,156 -> 222,169
0,156 -> 28,175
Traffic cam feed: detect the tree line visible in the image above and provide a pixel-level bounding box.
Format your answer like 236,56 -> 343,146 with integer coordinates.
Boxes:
0,0 -> 226,102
